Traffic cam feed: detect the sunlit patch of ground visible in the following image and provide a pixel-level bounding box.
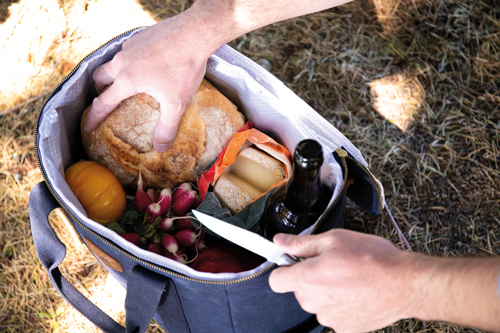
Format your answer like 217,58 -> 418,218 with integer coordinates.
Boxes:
369,71 -> 424,131
0,0 -> 156,112
371,0 -> 426,34
55,268 -> 127,332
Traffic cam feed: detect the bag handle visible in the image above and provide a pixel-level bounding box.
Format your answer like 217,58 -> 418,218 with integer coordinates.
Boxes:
29,182 -> 190,333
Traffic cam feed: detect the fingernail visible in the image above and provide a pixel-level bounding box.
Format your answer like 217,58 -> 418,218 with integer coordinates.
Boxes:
274,233 -> 292,245
154,143 -> 171,153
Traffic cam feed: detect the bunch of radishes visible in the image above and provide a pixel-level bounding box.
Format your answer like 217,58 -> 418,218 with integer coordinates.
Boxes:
117,175 -> 205,264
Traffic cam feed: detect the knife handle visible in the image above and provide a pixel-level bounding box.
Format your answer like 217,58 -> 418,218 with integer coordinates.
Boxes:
278,254 -> 304,266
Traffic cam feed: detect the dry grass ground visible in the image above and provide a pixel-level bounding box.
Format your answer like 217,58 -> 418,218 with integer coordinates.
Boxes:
0,0 -> 498,332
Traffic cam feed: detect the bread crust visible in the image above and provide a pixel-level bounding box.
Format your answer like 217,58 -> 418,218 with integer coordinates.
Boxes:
213,173 -> 261,215
81,79 -> 245,189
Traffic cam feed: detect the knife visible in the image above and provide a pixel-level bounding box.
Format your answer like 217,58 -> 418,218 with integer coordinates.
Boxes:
192,210 -> 302,266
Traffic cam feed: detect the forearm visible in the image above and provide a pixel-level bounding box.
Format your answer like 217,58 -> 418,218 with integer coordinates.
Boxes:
411,254 -> 500,331
175,0 -> 353,56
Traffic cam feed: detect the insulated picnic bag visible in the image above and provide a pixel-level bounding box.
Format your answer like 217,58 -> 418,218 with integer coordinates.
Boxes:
29,27 -> 391,333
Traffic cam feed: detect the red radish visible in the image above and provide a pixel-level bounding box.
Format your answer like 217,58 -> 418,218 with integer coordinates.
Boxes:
191,193 -> 202,209
195,239 -> 207,251
163,250 -> 187,264
147,243 -> 162,255
179,182 -> 193,190
172,189 -> 197,216
175,217 -> 196,230
175,229 -> 199,247
190,230 -> 207,251
177,250 -> 189,263
196,230 -> 207,251
135,173 -> 152,212
147,189 -> 159,202
162,234 -> 179,254
120,233 -> 141,246
172,182 -> 192,202
177,246 -> 188,258
159,217 -> 174,231
146,203 -> 162,224
189,236 -> 207,251
158,187 -> 172,214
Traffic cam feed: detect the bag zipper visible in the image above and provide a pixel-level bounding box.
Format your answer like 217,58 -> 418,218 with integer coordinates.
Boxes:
311,148 -> 350,235
345,154 -> 384,213
334,151 -> 411,250
33,28 -> 353,284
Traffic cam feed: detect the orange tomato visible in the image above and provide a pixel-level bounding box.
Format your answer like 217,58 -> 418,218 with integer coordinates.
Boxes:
65,161 -> 127,225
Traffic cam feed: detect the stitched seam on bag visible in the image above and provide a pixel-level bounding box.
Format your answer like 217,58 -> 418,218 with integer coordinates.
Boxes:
167,281 -> 191,333
224,285 -> 237,332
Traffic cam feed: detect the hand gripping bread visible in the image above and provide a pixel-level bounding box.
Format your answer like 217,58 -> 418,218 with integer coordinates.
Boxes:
81,79 -> 245,189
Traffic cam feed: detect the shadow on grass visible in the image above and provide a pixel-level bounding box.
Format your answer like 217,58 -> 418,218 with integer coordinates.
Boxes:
0,0 -> 20,23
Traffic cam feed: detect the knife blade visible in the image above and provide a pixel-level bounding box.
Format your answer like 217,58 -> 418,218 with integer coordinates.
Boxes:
192,210 -> 301,266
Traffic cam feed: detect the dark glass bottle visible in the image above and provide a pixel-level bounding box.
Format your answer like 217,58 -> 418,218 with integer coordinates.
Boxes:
260,139 -> 332,240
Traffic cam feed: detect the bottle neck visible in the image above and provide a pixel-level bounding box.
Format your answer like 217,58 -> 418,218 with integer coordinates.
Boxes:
284,162 -> 323,211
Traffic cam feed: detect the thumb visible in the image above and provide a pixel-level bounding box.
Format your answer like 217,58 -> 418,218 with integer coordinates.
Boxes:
152,98 -> 186,153
273,233 -> 324,258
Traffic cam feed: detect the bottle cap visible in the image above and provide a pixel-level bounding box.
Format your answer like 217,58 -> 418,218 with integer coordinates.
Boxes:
294,139 -> 324,169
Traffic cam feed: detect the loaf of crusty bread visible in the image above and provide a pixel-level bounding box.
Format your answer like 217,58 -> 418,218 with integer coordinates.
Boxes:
213,147 -> 285,214
81,79 -> 246,189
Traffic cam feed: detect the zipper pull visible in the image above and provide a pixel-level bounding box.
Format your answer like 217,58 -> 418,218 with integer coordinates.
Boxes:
335,147 -> 348,158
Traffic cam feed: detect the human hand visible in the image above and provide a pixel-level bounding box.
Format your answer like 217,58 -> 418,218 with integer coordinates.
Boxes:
84,15 -> 212,152
269,229 -> 416,333
83,0 -> 355,153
